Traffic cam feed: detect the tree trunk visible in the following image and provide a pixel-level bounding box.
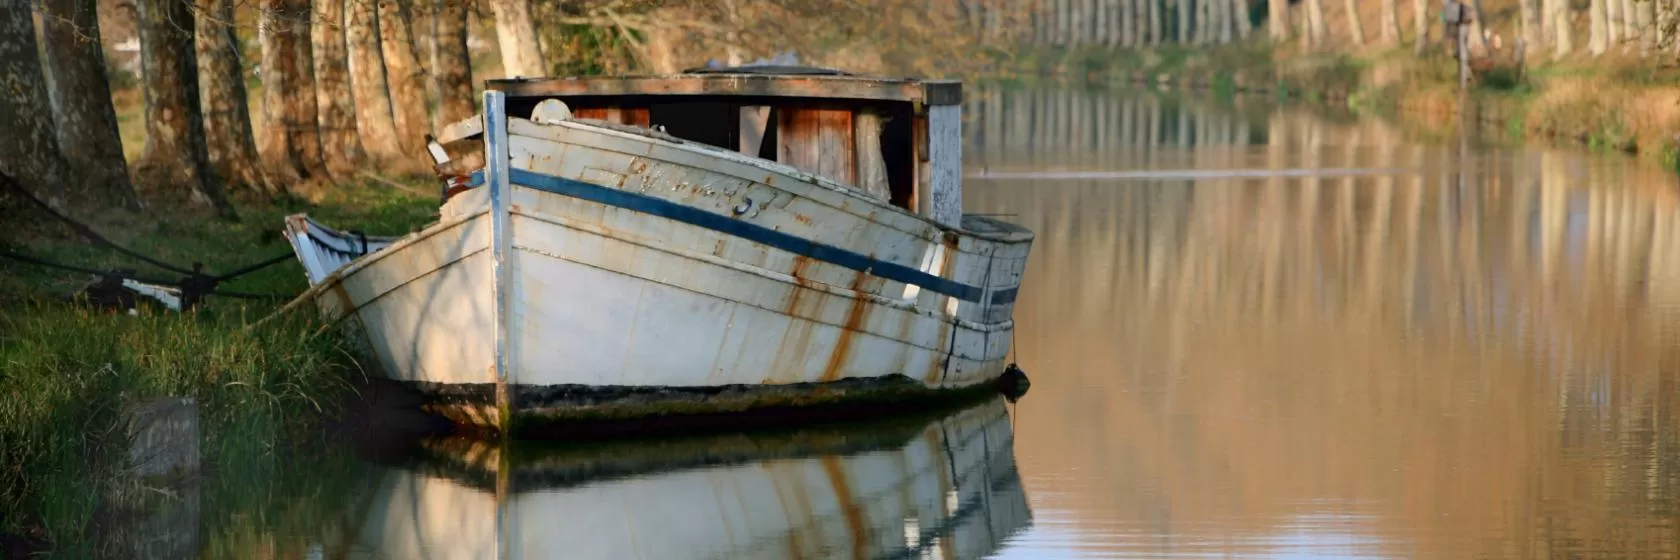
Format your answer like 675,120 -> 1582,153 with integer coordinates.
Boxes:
1344,0 -> 1365,44
1414,0 -> 1430,54
39,0 -> 140,208
348,0 -> 407,166
1380,0 -> 1402,44
1178,0 -> 1190,42
1112,0 -> 1126,45
1621,0 -> 1637,40
489,0 -> 545,76
1304,0 -> 1327,47
1233,0 -> 1252,38
195,0 -> 271,196
1217,0 -> 1232,43
1606,0 -> 1620,44
0,0 -> 73,206
1269,0 -> 1288,39
1589,0 -> 1609,54
260,0 -> 328,185
1196,0 -> 1211,43
314,0 -> 365,177
1549,0 -> 1574,57
134,0 -> 229,213
433,0 -> 476,130
1521,0 -> 1543,55
380,0 -> 431,159
1148,0 -> 1162,44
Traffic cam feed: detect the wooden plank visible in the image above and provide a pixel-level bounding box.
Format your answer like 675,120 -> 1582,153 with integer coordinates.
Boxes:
926,105 -> 963,228
486,75 -> 962,106
572,107 -> 608,120
853,109 -> 890,201
816,109 -> 855,185
739,106 -> 770,155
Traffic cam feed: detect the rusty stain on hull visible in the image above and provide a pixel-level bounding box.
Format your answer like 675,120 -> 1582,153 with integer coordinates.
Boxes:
820,271 -> 873,382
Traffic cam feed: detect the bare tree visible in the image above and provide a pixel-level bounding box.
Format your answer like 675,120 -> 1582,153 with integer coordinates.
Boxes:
196,0 -> 272,196
1344,0 -> 1365,45
1413,0 -> 1429,54
1304,0 -> 1327,47
379,0 -> 431,157
39,0 -> 140,208
432,0 -> 474,129
1590,0 -> 1609,54
1380,0 -> 1402,44
489,0 -> 546,76
348,0 -> 407,166
1233,0 -> 1252,39
1548,0 -> 1573,57
1521,0 -> 1543,55
0,0 -> 72,204
260,0 -> 329,183
134,0 -> 230,214
1269,0 -> 1289,40
314,0 -> 365,177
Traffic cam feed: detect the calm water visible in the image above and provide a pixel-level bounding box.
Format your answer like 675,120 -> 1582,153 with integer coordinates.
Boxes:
139,85 -> 1680,558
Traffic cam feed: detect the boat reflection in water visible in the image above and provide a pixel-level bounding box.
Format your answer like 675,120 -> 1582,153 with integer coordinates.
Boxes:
352,397 -> 1031,558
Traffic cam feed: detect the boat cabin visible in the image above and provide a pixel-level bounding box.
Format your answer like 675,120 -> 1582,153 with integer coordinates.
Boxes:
473,66 -> 966,228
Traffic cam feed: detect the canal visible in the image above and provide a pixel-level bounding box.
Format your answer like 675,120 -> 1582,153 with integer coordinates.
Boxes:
140,84 -> 1680,558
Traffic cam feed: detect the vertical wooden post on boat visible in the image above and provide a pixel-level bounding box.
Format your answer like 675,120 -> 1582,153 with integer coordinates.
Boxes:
739,106 -> 770,156
483,89 -> 516,437
926,104 -> 964,228
853,108 -> 891,200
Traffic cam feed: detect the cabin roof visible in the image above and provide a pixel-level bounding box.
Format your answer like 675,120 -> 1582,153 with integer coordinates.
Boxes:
483,66 -> 962,106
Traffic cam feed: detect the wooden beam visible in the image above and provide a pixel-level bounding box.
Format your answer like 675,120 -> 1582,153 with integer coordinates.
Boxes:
486,75 -> 962,106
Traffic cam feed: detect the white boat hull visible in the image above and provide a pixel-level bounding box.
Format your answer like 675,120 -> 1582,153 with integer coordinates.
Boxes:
287,92 -> 1033,433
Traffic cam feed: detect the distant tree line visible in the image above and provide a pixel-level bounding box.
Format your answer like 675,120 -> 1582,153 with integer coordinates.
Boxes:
1,0 -> 1675,218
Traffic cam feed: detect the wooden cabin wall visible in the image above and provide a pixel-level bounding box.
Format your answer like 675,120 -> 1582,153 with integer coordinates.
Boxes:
776,107 -> 857,187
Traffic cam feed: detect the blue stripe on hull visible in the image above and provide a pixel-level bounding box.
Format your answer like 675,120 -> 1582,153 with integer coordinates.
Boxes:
505,167 -> 1011,305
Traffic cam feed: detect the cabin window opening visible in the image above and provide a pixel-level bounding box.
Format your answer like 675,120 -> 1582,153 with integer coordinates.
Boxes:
881,103 -> 915,211
646,101 -> 735,151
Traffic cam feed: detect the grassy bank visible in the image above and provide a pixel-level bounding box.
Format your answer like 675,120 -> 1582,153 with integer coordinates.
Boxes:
0,183 -> 437,557
999,43 -> 1680,172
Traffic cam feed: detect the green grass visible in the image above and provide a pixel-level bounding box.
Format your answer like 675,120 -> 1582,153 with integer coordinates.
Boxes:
0,180 -> 438,557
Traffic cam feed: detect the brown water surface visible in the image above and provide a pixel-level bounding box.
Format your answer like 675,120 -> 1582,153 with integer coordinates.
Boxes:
972,85 -> 1680,559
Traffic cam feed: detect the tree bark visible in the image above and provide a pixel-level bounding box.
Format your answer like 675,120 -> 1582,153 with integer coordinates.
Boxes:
1269,0 -> 1289,40
39,0 -> 140,208
1589,0 -> 1609,54
489,0 -> 545,76
1380,0 -> 1402,44
1178,0 -> 1190,43
1112,0 -> 1126,45
0,0 -> 73,206
1217,0 -> 1232,43
1605,0 -> 1620,44
1344,0 -> 1365,44
433,0 -> 476,130
380,0 -> 431,159
1233,0 -> 1252,38
314,0 -> 365,177
134,0 -> 229,213
1621,0 -> 1637,40
1148,0 -> 1161,44
1520,0 -> 1543,55
1413,0 -> 1430,54
260,0 -> 329,185
348,0 -> 407,166
195,0 -> 270,196
1304,0 -> 1327,47
1548,0 -> 1574,57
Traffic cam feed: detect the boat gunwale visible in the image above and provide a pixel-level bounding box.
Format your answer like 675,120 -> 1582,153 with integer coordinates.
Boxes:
505,116 -> 1035,246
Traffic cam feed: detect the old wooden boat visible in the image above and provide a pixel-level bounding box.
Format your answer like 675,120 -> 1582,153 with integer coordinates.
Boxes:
354,397 -> 1030,558
284,66 -> 1034,435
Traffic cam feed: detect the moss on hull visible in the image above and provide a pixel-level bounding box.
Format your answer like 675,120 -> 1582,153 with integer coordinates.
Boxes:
403,373 -> 1021,440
